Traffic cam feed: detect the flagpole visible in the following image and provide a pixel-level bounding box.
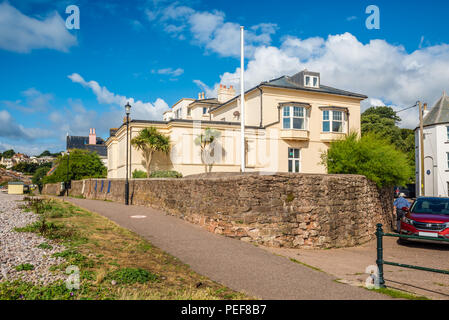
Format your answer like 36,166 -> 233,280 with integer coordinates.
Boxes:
240,26 -> 245,173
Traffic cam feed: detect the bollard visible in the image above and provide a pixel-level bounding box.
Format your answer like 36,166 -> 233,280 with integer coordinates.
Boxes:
375,224 -> 386,288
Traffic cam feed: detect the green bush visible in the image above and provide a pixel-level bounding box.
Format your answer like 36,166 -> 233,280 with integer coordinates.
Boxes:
42,149 -> 106,184
15,264 -> 34,271
321,132 -> 413,188
132,170 -> 147,178
149,170 -> 182,178
106,268 -> 158,284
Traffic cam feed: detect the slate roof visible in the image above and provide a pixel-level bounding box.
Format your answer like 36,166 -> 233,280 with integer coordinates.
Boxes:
423,92 -> 449,127
66,135 -> 107,157
264,76 -> 368,99
211,73 -> 367,113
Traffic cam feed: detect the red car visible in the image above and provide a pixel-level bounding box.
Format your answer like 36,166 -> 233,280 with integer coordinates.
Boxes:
400,197 -> 449,242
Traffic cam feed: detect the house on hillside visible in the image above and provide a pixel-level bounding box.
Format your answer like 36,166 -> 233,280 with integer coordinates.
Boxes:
66,128 -> 108,168
415,92 -> 449,196
106,70 -> 367,178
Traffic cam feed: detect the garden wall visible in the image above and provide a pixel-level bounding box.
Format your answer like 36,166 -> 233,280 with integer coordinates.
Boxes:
42,173 -> 394,249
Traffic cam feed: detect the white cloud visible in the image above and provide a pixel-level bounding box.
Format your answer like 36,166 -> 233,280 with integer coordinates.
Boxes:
205,32 -> 449,129
153,67 -> 184,77
145,3 -> 277,58
68,73 -> 169,120
0,110 -> 51,140
0,1 -> 77,53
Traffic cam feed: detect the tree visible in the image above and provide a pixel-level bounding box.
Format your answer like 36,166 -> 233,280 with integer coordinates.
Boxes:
361,106 -> 415,182
194,128 -> 221,173
2,149 -> 15,158
12,162 -> 52,175
42,149 -> 106,184
32,166 -> 51,192
321,132 -> 413,188
131,127 -> 171,176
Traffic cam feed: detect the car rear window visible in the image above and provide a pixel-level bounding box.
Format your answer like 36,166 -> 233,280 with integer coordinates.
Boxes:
411,198 -> 449,215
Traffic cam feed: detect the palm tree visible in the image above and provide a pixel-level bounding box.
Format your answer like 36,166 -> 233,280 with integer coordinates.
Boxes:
131,127 -> 171,177
194,128 -> 221,173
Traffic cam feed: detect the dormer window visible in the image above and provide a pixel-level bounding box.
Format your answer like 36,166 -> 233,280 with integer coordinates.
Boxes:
305,75 -> 319,88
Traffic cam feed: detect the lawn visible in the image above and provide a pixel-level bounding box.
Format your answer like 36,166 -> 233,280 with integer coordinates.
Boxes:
0,197 -> 250,300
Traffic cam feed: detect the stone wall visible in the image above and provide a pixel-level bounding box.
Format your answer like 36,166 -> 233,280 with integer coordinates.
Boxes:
42,173 -> 394,249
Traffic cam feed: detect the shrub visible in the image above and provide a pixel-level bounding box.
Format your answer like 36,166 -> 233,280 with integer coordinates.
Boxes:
106,268 -> 158,284
15,263 -> 34,271
37,242 -> 53,250
132,170 -> 147,178
321,132 -> 413,188
149,170 -> 182,178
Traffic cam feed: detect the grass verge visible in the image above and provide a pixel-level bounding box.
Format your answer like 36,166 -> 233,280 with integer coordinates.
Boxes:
1,197 -> 250,300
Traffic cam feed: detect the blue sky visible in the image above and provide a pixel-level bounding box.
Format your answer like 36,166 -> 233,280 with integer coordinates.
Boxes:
1,0 -> 449,155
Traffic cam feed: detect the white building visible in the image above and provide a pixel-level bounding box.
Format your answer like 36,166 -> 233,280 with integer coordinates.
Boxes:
415,92 -> 449,196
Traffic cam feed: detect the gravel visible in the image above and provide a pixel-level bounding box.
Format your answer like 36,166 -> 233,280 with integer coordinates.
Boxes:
0,193 -> 67,286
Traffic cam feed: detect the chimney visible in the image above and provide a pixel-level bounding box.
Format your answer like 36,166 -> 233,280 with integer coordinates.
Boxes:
198,92 -> 202,100
423,103 -> 429,118
217,84 -> 236,103
89,128 -> 97,145
202,92 -> 205,99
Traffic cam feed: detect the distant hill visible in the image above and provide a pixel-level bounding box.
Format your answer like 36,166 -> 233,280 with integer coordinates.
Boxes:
0,168 -> 31,185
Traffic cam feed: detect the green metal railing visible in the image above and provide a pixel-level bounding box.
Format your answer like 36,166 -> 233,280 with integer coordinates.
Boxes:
375,223 -> 449,288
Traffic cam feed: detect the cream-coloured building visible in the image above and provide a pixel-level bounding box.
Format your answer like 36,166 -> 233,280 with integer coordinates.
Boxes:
106,70 -> 367,178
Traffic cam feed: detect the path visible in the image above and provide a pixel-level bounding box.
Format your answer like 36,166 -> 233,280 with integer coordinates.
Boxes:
63,197 -> 388,300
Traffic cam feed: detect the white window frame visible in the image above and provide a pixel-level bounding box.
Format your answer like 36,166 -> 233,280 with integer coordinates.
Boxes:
304,75 -> 319,88
282,106 -> 306,130
288,148 -> 301,173
202,107 -> 208,115
446,126 -> 449,141
322,109 -> 345,133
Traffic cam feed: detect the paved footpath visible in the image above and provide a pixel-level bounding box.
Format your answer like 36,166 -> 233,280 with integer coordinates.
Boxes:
64,197 -> 388,300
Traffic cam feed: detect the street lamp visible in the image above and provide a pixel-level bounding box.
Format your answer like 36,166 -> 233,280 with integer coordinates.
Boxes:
66,150 -> 70,197
125,102 -> 131,205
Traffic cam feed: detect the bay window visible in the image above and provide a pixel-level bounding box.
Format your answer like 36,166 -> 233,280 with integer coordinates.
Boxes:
283,106 -> 306,130
322,110 -> 345,133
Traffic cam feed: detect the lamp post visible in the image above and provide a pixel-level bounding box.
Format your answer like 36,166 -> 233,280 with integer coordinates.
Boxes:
66,150 -> 70,197
125,102 -> 131,205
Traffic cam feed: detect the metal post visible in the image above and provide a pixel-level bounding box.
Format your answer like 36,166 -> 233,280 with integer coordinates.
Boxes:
418,101 -> 425,196
125,114 -> 129,205
375,224 -> 386,288
66,151 -> 70,197
240,26 -> 245,173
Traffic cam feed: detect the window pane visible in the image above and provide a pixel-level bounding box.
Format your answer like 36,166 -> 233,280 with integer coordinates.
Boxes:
293,107 -> 303,117
294,149 -> 300,159
283,106 -> 290,116
332,121 -> 343,133
203,107 -> 207,114
295,160 -> 300,172
313,77 -> 318,87
293,118 -> 304,129
283,118 -> 291,129
333,111 -> 342,121
305,76 -> 310,86
323,110 -> 329,121
288,148 -> 293,158
323,121 -> 330,132
447,127 -> 449,140
288,160 -> 293,172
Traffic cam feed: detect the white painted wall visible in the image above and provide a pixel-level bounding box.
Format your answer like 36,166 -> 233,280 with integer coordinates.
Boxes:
416,123 -> 449,197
